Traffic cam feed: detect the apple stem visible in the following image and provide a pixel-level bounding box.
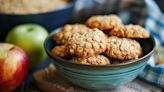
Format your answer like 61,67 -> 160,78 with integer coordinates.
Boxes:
28,28 -> 33,32
9,47 -> 15,51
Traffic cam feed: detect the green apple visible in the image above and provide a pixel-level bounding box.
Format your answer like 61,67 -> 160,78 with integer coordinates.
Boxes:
6,24 -> 48,68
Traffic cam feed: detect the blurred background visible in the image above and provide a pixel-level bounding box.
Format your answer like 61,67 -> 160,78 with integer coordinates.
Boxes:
0,0 -> 164,92
0,0 -> 164,42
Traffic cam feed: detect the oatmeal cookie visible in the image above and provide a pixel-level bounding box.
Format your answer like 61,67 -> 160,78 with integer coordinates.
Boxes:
71,55 -> 110,65
109,24 -> 150,38
51,45 -> 68,57
66,28 -> 107,58
105,36 -> 143,60
54,24 -> 90,44
86,14 -> 122,30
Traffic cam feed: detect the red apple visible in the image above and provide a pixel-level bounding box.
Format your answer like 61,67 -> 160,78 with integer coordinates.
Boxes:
0,43 -> 29,92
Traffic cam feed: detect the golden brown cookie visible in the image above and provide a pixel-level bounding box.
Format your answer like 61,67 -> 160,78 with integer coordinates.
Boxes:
51,45 -> 68,57
86,14 -> 122,30
66,28 -> 107,58
105,36 -> 143,60
109,24 -> 150,38
54,24 -> 90,44
71,55 -> 110,65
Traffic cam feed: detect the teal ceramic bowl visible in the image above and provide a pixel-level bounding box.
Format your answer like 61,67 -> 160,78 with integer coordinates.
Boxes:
44,29 -> 155,90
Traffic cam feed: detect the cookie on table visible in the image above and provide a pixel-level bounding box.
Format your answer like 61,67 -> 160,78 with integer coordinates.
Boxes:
66,28 -> 107,58
51,45 -> 68,57
86,14 -> 122,30
105,36 -> 143,60
71,55 -> 110,65
109,24 -> 150,38
54,24 -> 90,44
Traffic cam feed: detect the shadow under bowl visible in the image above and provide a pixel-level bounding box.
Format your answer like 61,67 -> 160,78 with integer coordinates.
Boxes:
44,30 -> 156,90
0,1 -> 75,42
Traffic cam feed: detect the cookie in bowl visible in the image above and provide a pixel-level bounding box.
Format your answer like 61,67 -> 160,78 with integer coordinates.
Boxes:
54,24 -> 90,45
71,55 -> 110,65
86,14 -> 122,30
54,24 -> 107,58
105,36 -> 143,60
51,45 -> 68,57
109,24 -> 150,38
66,28 -> 107,58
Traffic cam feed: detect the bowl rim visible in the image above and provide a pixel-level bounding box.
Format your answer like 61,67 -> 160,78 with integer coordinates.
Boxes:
0,0 -> 75,16
44,29 -> 156,68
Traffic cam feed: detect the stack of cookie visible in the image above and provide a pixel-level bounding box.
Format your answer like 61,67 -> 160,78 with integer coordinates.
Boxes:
52,14 -> 150,65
